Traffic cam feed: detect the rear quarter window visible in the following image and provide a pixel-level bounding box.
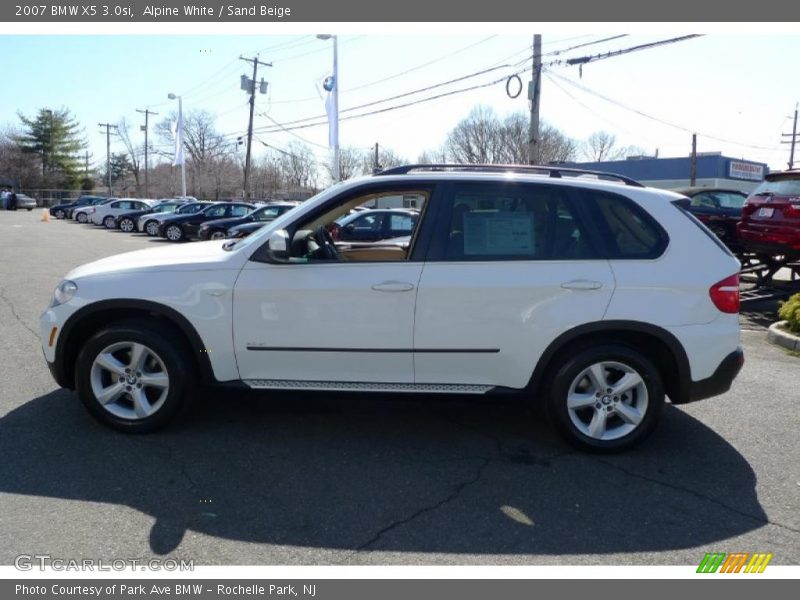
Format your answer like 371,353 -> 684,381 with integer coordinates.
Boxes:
582,191 -> 668,259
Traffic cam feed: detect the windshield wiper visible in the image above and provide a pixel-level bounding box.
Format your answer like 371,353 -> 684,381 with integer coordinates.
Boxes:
222,240 -> 238,251
752,191 -> 774,197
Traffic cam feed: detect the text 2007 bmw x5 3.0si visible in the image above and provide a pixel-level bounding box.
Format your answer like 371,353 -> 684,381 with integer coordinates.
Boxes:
39,165 -> 744,452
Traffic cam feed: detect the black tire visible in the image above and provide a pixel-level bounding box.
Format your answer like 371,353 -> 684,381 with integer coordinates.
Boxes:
119,217 -> 136,233
76,212 -> 88,223
27,208 -> 33,212
544,343 -> 664,453
144,220 -> 159,236
104,215 -> 117,229
53,208 -> 65,219
209,229 -> 226,240
74,320 -> 194,433
165,224 -> 184,242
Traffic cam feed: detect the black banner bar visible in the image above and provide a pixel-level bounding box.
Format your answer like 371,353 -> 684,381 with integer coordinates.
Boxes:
2,0 -> 800,22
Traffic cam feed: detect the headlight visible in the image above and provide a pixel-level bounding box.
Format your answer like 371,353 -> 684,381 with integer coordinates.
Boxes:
52,280 -> 78,306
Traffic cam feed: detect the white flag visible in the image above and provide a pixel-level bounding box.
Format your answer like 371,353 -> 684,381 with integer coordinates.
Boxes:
173,105 -> 185,167
323,74 -> 338,149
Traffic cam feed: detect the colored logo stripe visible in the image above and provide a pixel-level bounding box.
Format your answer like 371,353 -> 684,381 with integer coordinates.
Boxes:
697,552 -> 772,573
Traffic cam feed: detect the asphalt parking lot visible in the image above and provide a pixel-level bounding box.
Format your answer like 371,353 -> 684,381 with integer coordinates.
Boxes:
0,209 -> 798,566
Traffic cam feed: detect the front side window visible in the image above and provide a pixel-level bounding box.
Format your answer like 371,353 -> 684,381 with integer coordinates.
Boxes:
439,183 -> 593,261
230,205 -> 251,217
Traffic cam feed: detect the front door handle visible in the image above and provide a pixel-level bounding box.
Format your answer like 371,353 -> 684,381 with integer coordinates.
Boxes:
561,279 -> 603,290
371,281 -> 415,292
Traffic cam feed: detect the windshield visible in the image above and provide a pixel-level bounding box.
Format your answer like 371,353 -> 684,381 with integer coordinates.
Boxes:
751,177 -> 800,197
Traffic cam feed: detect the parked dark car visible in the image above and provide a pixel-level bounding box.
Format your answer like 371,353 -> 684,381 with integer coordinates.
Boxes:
197,202 -> 298,240
49,195 -> 106,219
329,208 -> 419,242
672,187 -> 748,253
738,170 -> 800,259
226,221 -> 266,239
158,202 -> 255,242
114,200 -> 192,233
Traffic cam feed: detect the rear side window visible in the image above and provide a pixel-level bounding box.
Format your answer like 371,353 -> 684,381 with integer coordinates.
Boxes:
584,192 -> 667,259
436,183 -> 594,261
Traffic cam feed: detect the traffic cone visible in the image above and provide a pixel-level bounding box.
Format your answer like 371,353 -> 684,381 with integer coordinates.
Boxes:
41,209 -> 49,222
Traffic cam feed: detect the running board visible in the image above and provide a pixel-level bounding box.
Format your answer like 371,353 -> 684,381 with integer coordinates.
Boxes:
243,380 -> 493,394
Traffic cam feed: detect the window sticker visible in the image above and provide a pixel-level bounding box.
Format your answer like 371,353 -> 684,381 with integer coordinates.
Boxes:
463,211 -> 535,255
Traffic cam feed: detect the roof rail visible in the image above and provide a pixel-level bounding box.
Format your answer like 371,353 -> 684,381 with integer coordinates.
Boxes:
375,163 -> 645,187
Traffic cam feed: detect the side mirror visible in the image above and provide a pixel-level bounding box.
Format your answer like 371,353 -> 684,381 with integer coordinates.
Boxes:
267,229 -> 290,262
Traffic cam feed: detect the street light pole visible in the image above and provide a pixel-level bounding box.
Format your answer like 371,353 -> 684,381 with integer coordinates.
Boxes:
168,93 -> 187,198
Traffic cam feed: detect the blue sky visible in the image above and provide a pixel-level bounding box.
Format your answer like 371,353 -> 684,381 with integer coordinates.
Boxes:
1,33 -> 799,171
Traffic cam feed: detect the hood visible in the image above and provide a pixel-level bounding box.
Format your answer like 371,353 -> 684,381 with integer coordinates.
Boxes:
66,241 -> 244,280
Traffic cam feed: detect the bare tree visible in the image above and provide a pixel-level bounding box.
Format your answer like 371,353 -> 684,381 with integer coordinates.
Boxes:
326,146 -> 362,182
0,127 -> 42,189
444,105 -> 577,165
116,118 -> 142,194
279,141 -> 317,191
417,147 -> 449,164
581,131 -> 645,162
361,146 -> 406,174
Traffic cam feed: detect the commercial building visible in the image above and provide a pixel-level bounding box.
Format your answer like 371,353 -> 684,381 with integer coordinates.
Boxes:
565,153 -> 768,192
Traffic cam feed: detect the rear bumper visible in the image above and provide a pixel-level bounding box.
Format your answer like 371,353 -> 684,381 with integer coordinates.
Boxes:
686,347 -> 744,402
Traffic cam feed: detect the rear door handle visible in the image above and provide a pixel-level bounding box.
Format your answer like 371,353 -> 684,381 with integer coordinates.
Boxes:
561,279 -> 603,290
371,281 -> 415,292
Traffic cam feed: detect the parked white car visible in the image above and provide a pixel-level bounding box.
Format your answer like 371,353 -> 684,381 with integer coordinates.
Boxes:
90,199 -> 157,228
72,198 -> 114,223
40,165 -> 743,452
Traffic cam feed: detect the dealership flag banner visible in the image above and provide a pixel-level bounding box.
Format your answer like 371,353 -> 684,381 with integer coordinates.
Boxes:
173,106 -> 185,167
323,74 -> 338,149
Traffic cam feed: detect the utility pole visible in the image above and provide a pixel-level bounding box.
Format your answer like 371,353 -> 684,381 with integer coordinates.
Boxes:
781,103 -> 799,169
690,133 -> 697,186
239,55 -> 271,199
98,123 -> 118,197
373,142 -> 380,173
136,108 -> 158,197
528,35 -> 542,165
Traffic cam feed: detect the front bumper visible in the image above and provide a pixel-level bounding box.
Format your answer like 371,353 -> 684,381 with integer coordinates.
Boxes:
687,347 -> 744,402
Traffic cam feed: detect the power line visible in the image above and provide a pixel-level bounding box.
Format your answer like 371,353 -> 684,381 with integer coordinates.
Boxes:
546,69 -> 779,151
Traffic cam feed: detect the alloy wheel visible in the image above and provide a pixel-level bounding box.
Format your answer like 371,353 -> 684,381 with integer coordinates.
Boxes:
120,219 -> 135,232
565,361 -> 649,441
89,341 -> 170,420
145,221 -> 159,236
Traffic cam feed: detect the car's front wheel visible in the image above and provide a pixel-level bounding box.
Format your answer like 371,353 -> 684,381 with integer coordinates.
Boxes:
76,212 -> 88,223
165,224 -> 184,242
144,220 -> 159,236
209,229 -> 226,240
104,216 -> 117,229
119,217 -> 135,233
53,208 -> 65,219
545,344 -> 664,453
75,321 -> 193,432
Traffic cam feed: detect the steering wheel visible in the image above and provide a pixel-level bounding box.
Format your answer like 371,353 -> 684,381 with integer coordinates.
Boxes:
313,225 -> 340,261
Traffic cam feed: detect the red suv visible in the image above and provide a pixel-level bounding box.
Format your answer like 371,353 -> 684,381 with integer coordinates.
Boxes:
738,170 -> 800,258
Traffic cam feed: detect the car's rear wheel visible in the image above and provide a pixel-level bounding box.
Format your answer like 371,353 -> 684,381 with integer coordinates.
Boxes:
165,224 -> 184,242
104,216 -> 117,229
76,212 -> 88,223
545,344 -> 664,453
119,217 -> 135,233
145,220 -> 159,236
75,321 -> 193,432
26,208 -> 32,212
53,208 -> 65,219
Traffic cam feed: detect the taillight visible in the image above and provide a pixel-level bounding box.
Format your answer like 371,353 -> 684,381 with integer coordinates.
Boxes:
784,202 -> 800,217
709,273 -> 740,314
741,199 -> 758,216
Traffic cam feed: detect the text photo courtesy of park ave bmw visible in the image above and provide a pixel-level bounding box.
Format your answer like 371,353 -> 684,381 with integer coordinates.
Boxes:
0,1 -> 799,590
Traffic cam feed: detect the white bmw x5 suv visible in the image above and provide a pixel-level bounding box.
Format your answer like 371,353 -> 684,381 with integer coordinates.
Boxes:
40,165 -> 743,452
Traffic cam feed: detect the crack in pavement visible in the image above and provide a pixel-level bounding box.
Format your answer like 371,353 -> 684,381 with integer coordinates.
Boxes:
0,286 -> 39,341
595,457 -> 800,536
339,455 -> 492,563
